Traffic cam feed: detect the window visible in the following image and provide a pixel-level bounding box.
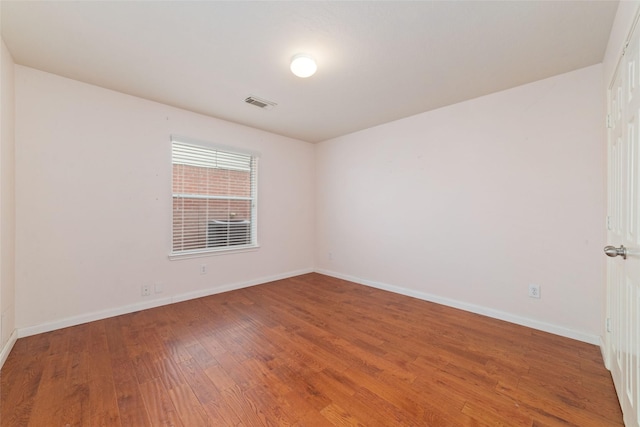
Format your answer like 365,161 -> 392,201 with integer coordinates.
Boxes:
171,137 -> 258,256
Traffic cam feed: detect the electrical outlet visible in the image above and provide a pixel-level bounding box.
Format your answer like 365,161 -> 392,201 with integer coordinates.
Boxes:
328,252 -> 333,261
155,283 -> 163,294
528,284 -> 541,299
141,285 -> 151,296
200,264 -> 207,275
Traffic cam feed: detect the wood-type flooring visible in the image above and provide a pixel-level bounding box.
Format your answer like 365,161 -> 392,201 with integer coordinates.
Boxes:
0,273 -> 624,426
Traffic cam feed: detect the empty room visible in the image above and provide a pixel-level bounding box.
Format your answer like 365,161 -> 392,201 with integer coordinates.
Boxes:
0,1 -> 638,426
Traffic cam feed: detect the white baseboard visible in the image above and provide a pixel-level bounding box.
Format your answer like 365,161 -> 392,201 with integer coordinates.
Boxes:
315,268 -> 601,346
15,267 -> 602,347
17,268 -> 314,338
0,329 -> 17,369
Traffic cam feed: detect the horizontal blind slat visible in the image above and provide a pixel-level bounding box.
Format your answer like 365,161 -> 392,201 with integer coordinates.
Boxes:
172,142 -> 251,171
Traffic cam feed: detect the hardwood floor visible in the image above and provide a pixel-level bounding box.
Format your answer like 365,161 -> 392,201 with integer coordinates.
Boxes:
1,273 -> 623,426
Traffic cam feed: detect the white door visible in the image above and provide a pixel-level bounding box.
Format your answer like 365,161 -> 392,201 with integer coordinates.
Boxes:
607,15 -> 640,427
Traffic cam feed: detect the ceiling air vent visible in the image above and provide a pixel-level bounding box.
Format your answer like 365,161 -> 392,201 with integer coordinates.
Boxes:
244,96 -> 277,110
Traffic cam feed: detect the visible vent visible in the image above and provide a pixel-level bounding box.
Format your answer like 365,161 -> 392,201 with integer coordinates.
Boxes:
244,96 -> 277,110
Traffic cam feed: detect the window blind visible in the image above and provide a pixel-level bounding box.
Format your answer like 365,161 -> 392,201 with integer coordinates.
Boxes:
171,139 -> 258,255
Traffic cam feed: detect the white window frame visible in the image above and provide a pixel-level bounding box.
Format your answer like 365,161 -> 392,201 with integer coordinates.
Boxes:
169,135 -> 259,258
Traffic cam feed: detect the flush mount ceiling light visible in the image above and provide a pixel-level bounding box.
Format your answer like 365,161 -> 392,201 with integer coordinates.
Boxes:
290,53 -> 317,78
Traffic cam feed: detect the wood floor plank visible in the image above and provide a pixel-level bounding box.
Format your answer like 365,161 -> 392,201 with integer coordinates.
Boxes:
138,377 -> 183,427
0,352 -> 45,426
167,383 -> 211,427
319,403 -> 361,427
0,273 -> 624,426
221,384 -> 268,427
21,354 -> 65,426
113,378 -> 152,427
243,384 -> 298,426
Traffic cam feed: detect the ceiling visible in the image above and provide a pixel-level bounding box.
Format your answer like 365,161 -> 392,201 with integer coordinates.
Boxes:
1,1 -> 619,143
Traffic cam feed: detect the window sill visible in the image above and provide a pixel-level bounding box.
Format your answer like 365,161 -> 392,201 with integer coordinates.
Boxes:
169,245 -> 260,260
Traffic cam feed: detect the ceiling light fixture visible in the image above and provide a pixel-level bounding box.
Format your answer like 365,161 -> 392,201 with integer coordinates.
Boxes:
290,54 -> 317,78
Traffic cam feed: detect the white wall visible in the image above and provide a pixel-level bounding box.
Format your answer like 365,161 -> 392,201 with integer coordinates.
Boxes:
316,64 -> 605,343
14,66 -> 315,334
0,37 -> 16,362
